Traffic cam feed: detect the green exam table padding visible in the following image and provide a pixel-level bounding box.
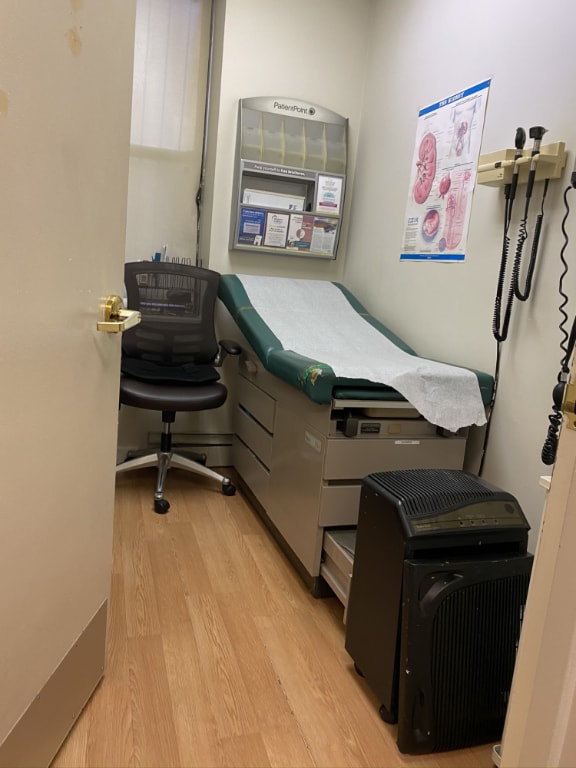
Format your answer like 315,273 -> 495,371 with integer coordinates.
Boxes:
218,274 -> 494,408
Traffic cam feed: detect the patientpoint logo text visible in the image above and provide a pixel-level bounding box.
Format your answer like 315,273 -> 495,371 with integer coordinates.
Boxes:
273,101 -> 315,116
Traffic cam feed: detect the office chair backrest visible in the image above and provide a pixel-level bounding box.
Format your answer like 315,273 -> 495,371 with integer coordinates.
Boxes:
123,261 -> 220,366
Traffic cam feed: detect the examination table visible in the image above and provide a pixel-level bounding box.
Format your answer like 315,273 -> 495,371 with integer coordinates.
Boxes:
218,274 -> 494,605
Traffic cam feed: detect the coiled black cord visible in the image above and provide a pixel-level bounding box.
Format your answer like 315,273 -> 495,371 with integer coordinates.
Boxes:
485,172 -> 550,474
513,179 -> 549,301
541,184 -> 573,465
541,386 -> 565,466
483,187 -> 517,474
492,195 -> 516,343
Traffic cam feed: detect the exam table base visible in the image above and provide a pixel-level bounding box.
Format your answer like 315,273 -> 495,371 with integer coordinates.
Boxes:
232,351 -> 470,609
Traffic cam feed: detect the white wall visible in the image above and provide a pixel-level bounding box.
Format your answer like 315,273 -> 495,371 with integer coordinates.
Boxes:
341,0 -> 576,544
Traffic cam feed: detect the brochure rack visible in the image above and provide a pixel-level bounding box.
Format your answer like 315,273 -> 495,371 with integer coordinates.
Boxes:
230,97 -> 348,260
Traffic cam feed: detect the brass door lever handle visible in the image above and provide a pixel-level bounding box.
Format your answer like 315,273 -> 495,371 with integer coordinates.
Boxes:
97,295 -> 141,333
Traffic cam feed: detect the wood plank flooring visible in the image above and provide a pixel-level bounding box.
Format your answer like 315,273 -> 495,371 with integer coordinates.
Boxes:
52,468 -> 495,768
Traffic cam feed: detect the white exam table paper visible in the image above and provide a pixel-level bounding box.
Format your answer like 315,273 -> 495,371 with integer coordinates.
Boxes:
237,275 -> 487,433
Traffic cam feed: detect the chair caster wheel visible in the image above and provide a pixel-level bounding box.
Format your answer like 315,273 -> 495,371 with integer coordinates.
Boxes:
222,482 -> 236,496
154,498 -> 170,514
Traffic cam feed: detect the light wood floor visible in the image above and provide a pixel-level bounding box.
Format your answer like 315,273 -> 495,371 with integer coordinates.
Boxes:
52,468 -> 495,768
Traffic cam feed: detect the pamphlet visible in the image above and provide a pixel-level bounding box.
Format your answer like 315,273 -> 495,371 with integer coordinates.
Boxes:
264,212 -> 289,248
238,208 -> 266,246
287,214 -> 314,250
242,188 -> 305,211
317,175 -> 343,215
310,217 -> 337,255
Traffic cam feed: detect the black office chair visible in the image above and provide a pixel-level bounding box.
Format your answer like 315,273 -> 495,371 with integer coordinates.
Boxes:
116,261 -> 241,514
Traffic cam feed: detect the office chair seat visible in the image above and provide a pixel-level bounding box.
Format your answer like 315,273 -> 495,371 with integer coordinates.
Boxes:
119,377 -> 228,412
117,261 -> 241,514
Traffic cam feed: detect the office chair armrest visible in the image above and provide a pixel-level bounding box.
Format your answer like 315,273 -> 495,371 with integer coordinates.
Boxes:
214,338 -> 242,366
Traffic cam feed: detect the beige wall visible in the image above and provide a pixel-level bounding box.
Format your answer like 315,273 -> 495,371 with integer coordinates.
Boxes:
124,0 -> 576,548
203,0 -> 372,281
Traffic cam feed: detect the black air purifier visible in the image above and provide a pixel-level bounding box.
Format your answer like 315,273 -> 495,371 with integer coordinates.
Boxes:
344,469 -> 532,755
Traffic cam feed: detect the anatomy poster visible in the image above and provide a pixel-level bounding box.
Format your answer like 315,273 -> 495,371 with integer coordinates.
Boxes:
400,79 -> 490,262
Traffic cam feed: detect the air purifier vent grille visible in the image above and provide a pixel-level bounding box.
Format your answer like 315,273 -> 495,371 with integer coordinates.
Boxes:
430,573 -> 529,751
370,469 -> 500,518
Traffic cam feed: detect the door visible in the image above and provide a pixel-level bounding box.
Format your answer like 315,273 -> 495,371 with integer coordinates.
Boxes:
0,2 -> 136,766
500,356 -> 576,767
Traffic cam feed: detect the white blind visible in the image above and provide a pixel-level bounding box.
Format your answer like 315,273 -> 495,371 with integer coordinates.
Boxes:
131,0 -> 207,151
125,0 -> 210,262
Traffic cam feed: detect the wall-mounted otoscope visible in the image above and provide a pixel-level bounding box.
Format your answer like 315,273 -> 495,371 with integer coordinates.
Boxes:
505,127 -> 526,228
492,126 -> 536,344
477,127 -> 567,473
524,125 -> 547,200
492,125 -> 549,342
512,126 -> 549,302
477,132 -> 565,186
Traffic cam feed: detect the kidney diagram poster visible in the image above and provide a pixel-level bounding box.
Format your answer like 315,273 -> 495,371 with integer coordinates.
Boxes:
400,79 -> 490,263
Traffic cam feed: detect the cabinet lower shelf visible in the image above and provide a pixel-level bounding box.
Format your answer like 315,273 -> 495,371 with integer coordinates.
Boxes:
320,528 -> 356,617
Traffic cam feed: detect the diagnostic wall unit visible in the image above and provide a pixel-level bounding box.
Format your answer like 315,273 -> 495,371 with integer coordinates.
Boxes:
231,96 -> 348,259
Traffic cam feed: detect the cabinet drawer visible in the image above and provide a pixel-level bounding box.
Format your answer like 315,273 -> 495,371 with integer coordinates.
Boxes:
235,404 -> 273,467
233,436 -> 270,508
237,374 -> 276,433
323,435 -> 466,479
319,484 -> 362,527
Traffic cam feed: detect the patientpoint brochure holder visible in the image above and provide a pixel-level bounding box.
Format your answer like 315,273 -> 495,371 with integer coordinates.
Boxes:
230,96 -> 348,260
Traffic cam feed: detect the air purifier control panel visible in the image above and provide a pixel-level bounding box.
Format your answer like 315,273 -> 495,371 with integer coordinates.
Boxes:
407,499 -> 526,534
